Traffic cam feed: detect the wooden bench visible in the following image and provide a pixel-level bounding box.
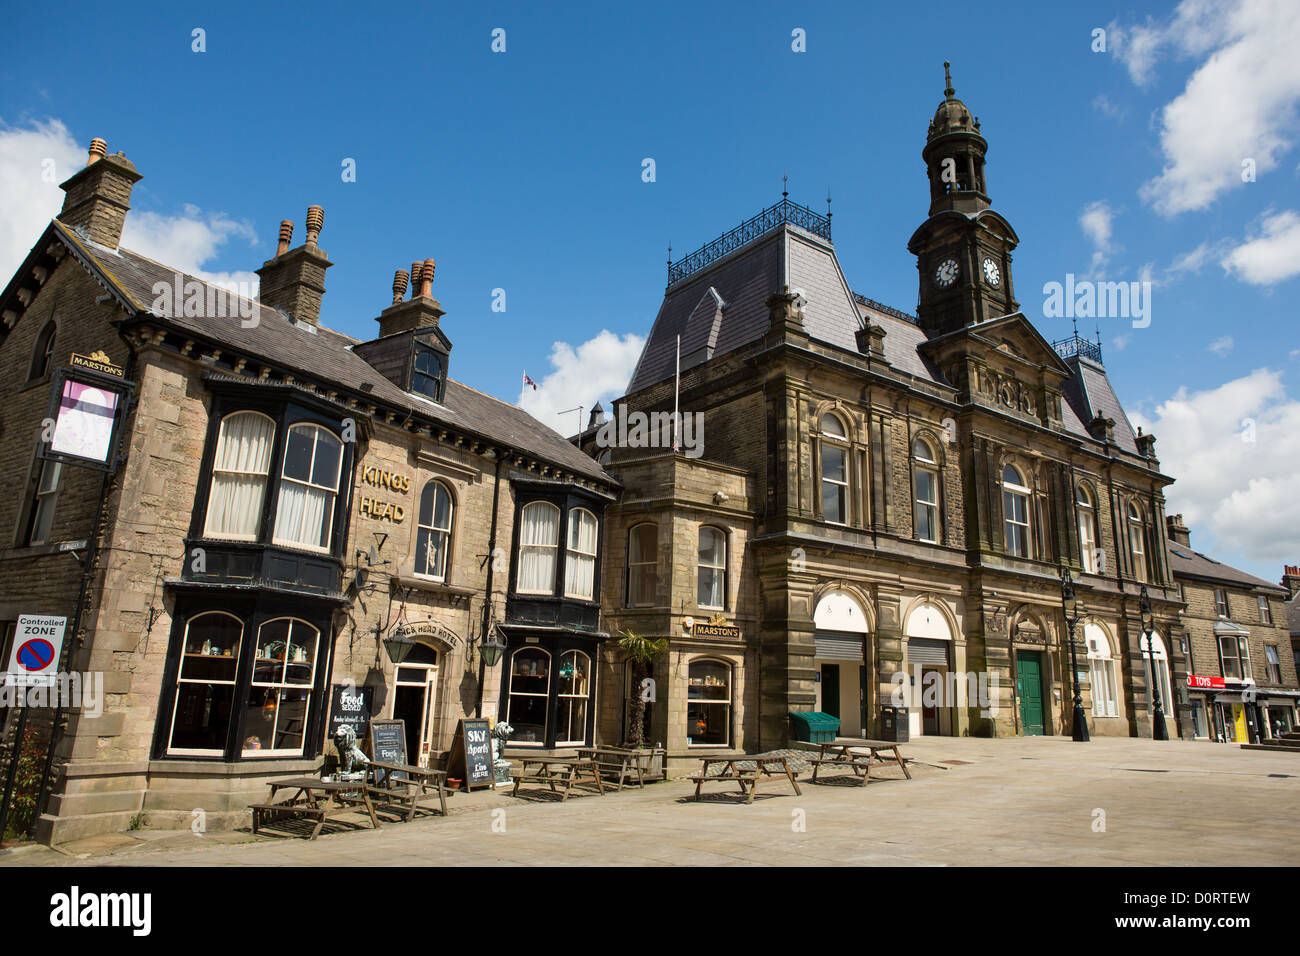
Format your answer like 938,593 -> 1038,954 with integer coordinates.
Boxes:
250,776 -> 381,840
511,756 -> 606,800
689,753 -> 801,804
367,760 -> 449,821
576,746 -> 665,791
808,738 -> 912,787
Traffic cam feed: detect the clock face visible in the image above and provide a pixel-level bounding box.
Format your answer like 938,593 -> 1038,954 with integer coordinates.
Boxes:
934,258 -> 959,288
983,257 -> 1001,286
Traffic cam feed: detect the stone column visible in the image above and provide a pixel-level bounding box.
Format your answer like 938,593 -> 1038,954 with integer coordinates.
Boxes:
872,585 -> 905,737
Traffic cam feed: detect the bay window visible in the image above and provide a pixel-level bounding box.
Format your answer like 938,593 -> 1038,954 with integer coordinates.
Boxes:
166,612 -> 244,755
415,480 -> 454,580
242,618 -> 319,755
273,424 -> 342,551
517,501 -> 560,594
204,411 -> 275,540
556,650 -> 592,745
1219,634 -> 1251,681
564,508 -> 598,600
506,648 -> 551,745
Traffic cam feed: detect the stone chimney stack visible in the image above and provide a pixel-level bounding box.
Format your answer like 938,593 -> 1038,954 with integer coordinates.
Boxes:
375,257 -> 444,337
1282,565 -> 1300,598
1166,513 -> 1191,547
57,137 -> 143,249
256,205 -> 333,327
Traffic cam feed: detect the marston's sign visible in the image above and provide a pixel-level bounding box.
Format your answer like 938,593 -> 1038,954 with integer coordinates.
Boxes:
69,351 -> 125,377
693,622 -> 741,639
1187,674 -> 1226,690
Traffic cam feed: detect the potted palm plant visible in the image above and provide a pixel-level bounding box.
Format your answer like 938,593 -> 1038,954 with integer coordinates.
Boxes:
618,629 -> 668,780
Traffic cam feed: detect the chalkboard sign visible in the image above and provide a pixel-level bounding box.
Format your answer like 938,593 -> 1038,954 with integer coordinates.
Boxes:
369,719 -> 407,781
444,718 -> 493,791
328,684 -> 374,742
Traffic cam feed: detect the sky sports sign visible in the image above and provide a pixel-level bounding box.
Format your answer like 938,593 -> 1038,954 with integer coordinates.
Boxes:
38,352 -> 135,474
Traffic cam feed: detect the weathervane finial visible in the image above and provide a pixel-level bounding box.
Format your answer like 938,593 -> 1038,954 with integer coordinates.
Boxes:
944,60 -> 955,99
782,170 -> 788,200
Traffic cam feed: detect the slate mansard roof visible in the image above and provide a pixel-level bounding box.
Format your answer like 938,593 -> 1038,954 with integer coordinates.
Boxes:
8,219 -> 611,483
625,201 -> 1142,457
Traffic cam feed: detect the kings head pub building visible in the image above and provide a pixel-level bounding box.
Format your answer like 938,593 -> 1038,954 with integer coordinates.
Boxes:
1,70 -> 1296,843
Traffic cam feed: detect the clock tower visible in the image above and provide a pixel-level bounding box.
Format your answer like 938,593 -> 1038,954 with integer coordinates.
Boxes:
908,62 -> 1020,335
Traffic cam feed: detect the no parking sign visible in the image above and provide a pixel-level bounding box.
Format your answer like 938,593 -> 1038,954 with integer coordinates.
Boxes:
4,614 -> 67,687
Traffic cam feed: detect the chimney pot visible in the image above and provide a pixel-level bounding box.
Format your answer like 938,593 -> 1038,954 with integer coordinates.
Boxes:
392,269 -> 410,305
305,205 -> 324,245
87,138 -> 107,166
276,220 -> 294,257
419,258 -> 436,298
409,261 -> 423,298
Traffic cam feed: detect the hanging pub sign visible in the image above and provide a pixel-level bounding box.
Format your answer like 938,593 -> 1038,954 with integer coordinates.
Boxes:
40,352 -> 134,473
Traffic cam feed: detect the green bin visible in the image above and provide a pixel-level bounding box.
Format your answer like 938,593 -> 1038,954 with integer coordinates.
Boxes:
789,711 -> 840,744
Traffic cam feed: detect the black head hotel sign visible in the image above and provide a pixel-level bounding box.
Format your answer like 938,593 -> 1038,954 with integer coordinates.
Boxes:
358,464 -> 409,523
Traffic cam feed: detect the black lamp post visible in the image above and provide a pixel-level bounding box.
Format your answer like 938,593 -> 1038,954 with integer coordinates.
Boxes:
1139,585 -> 1169,740
1060,568 -> 1090,742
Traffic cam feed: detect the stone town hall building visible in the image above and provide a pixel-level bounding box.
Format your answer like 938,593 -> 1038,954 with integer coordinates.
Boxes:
590,66 -> 1188,754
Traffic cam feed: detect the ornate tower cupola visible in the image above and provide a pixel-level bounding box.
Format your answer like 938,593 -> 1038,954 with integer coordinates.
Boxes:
923,62 -> 989,217
909,62 -> 1019,336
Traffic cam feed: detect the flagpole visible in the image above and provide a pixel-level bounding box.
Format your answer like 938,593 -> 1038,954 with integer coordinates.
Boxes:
673,334 -> 680,452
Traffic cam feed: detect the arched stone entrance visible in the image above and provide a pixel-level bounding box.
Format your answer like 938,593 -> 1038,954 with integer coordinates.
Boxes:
812,590 -> 871,737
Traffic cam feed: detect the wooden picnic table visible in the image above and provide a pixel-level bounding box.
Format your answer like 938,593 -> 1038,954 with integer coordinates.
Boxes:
808,738 -> 912,786
367,760 -> 449,820
510,755 -> 606,800
576,746 -> 665,791
688,753 -> 802,804
250,776 -> 382,840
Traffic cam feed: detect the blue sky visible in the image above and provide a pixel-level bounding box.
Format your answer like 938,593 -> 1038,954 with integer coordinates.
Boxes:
2,0 -> 1299,581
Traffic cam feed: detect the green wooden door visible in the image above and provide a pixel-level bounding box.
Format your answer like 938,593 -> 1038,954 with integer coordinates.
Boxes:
1018,652 -> 1045,735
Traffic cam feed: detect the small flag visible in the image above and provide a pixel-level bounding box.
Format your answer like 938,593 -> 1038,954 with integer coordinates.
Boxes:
523,371 -> 538,391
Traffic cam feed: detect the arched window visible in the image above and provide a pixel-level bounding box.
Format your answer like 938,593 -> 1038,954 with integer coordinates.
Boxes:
556,650 -> 591,745
1140,631 -> 1173,714
1077,484 -> 1099,573
243,617 -> 319,755
1128,501 -> 1148,583
517,501 -> 560,593
167,611 -> 245,755
820,413 -> 849,525
204,411 -> 276,540
627,523 -> 658,606
28,320 -> 56,381
564,508 -> 598,600
506,648 -> 551,745
912,437 -> 939,543
415,480 -> 454,580
697,526 -> 726,609
687,659 -> 731,746
1085,623 -> 1118,717
1002,464 -> 1031,558
273,423 -> 342,551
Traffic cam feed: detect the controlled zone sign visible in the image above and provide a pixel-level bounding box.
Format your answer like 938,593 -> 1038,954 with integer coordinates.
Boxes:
5,615 -> 67,688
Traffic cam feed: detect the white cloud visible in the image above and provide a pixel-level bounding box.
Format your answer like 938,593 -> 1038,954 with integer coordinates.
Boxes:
122,205 -> 260,290
1131,368 -> 1300,567
1169,242 -> 1212,276
1079,200 -> 1117,273
1110,333 -> 1131,352
518,330 -> 645,434
1220,209 -> 1300,284
1207,335 -> 1234,356
1123,0 -> 1300,215
0,118 -> 84,280
1091,94 -> 1127,121
0,118 -> 262,293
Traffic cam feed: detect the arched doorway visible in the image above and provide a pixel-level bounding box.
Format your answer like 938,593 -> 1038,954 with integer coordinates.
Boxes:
905,601 -> 955,736
390,641 -> 440,767
813,590 -> 870,737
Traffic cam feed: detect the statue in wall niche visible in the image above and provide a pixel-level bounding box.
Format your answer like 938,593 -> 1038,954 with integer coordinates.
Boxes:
333,724 -> 370,779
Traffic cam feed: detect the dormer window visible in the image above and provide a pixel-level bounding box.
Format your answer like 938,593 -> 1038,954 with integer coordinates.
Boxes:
412,344 -> 445,402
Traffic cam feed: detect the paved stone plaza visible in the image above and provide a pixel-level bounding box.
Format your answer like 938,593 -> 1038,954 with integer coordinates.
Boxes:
4,736 -> 1297,867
